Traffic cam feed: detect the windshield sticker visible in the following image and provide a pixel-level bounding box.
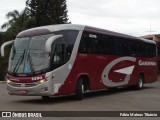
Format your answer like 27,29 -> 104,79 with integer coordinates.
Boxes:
25,66 -> 30,72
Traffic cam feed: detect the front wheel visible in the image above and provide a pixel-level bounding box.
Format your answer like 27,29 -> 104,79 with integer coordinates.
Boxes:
75,79 -> 84,100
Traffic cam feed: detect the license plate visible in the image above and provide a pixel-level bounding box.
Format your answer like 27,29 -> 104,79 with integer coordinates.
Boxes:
19,90 -> 27,94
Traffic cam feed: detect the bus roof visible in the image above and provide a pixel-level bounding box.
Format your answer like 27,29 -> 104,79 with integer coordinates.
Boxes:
16,24 -> 156,45
17,24 -> 84,38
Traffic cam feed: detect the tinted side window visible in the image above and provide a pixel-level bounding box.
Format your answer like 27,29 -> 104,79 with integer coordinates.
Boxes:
114,38 -> 128,56
132,41 -> 156,58
127,40 -> 137,56
146,43 -> 156,57
79,31 -> 156,58
136,42 -> 145,57
79,32 -> 128,56
79,32 -> 116,55
98,36 -> 115,55
79,32 -> 98,54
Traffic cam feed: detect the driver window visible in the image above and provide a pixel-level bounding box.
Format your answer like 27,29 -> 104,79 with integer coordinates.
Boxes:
53,44 -> 65,63
51,38 -> 65,68
50,30 -> 78,70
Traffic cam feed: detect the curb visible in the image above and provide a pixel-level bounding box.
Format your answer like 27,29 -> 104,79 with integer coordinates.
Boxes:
0,81 -> 6,83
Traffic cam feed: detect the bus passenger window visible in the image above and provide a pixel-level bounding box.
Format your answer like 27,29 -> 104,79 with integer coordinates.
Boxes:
114,39 -> 128,56
127,41 -> 137,56
79,32 -> 98,54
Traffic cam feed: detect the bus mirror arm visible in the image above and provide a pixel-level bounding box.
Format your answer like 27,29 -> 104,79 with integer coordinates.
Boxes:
1,40 -> 14,57
45,35 -> 63,53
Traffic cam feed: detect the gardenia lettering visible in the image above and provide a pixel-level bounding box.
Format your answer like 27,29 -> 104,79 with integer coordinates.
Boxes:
138,60 -> 156,66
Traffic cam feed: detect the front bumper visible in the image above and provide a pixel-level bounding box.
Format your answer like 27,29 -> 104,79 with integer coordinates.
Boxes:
7,80 -> 54,96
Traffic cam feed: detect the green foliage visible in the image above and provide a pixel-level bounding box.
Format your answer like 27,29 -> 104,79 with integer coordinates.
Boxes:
0,47 -> 10,80
1,9 -> 37,40
26,0 -> 69,26
0,32 -> 4,45
23,16 -> 36,29
1,10 -> 20,29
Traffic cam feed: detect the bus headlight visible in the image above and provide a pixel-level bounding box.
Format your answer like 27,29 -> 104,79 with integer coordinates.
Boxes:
7,79 -> 13,84
37,75 -> 54,84
36,79 -> 46,84
39,79 -> 46,84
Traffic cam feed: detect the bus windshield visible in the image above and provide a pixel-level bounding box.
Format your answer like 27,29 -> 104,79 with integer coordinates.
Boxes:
8,30 -> 78,76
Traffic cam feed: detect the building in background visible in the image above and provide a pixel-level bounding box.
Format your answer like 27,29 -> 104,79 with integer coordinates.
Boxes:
140,34 -> 160,42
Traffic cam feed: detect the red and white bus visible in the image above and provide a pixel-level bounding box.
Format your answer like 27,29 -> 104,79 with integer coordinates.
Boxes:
1,24 -> 158,100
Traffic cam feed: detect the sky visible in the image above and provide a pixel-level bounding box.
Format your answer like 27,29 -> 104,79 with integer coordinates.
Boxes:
0,0 -> 160,37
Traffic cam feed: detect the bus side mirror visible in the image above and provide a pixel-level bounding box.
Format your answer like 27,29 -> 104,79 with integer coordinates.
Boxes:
1,40 -> 14,57
45,35 -> 63,53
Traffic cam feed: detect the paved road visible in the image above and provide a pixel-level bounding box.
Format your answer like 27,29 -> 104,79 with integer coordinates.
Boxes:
0,81 -> 160,120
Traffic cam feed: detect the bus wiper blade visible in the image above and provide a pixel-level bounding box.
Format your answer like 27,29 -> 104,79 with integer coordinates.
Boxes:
27,54 -> 35,75
11,44 -> 16,60
13,56 -> 22,74
13,50 -> 26,74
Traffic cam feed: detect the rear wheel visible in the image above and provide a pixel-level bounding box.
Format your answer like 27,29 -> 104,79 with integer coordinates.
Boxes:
75,78 -> 84,100
136,75 -> 144,90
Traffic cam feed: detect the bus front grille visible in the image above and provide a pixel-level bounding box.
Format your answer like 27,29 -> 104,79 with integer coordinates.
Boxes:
9,83 -> 38,87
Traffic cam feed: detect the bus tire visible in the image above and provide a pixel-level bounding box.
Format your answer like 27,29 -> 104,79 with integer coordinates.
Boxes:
136,75 -> 144,90
75,78 -> 84,100
41,96 -> 50,100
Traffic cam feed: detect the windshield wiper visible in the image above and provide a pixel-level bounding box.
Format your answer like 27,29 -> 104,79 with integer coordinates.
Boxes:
13,50 -> 26,74
27,53 -> 35,75
11,45 -> 16,60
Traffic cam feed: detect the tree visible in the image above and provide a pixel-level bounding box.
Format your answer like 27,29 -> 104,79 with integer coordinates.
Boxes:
0,32 -> 10,81
26,0 -> 69,26
1,10 -> 20,29
1,9 -> 36,39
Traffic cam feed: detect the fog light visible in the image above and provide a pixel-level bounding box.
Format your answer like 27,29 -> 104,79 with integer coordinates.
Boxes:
44,87 -> 48,91
41,87 -> 48,91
